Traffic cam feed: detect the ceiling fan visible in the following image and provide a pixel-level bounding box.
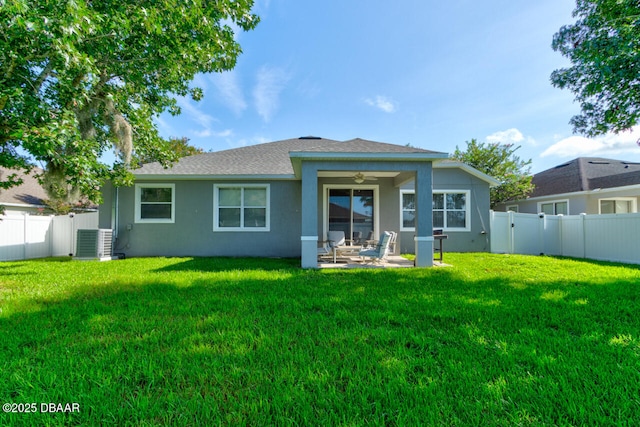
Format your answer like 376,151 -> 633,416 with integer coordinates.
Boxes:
352,172 -> 378,184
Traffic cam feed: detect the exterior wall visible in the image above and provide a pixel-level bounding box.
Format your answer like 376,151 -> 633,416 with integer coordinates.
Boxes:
100,165 -> 491,258
499,195 -> 587,215
400,168 -> 492,253
98,181 -> 114,229
497,187 -> 640,215
101,180 -> 302,258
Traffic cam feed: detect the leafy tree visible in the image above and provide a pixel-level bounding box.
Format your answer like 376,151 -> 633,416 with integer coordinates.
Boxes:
136,137 -> 204,165
451,139 -> 534,208
551,0 -> 640,136
0,0 -> 258,202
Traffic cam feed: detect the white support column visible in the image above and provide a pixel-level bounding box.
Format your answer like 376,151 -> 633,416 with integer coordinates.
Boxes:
414,236 -> 434,267
301,236 -> 319,268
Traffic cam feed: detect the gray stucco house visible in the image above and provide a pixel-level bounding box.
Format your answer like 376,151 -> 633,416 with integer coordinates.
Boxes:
495,157 -> 640,215
99,137 -> 499,267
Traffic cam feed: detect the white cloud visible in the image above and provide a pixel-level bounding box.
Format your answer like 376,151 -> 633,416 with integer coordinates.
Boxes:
255,0 -> 271,11
177,97 -> 216,130
210,71 -> 247,116
541,127 -> 640,158
486,128 -> 537,146
364,95 -> 397,113
176,97 -> 232,139
154,115 -> 173,135
194,129 -> 233,138
487,128 -> 524,143
253,65 -> 291,122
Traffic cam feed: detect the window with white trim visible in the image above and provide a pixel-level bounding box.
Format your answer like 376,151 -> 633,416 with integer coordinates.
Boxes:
506,205 -> 519,212
400,190 -> 416,231
135,184 -> 175,223
599,198 -> 637,214
539,200 -> 568,215
401,190 -> 470,231
214,184 -> 270,231
433,191 -> 470,230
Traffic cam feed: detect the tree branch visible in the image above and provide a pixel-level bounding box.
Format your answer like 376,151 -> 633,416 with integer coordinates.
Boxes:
32,61 -> 54,94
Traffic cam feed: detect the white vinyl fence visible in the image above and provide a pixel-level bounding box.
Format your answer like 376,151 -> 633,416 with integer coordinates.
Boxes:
0,212 -> 98,261
490,210 -> 640,265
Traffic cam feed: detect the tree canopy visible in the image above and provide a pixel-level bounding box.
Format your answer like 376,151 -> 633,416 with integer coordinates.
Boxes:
0,0 -> 258,202
551,0 -> 640,136
451,139 -> 534,208
136,137 -> 205,166
40,136 -> 203,214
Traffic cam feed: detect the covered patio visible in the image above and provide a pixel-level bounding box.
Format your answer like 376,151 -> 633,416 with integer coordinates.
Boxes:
289,143 -> 449,269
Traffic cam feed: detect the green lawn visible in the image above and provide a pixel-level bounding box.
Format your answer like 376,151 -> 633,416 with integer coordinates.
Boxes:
1,253 -> 639,426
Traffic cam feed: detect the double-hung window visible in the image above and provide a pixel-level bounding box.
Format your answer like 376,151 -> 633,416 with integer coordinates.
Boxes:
401,190 -> 470,231
433,191 -> 470,231
135,184 -> 175,223
214,184 -> 270,231
400,190 -> 416,231
539,200 -> 568,215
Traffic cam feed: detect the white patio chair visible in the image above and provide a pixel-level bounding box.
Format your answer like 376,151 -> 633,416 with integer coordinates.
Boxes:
359,231 -> 392,263
318,230 -> 349,263
386,231 -> 397,256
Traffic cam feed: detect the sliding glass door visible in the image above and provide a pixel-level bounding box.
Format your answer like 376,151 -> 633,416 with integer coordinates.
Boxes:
327,188 -> 375,243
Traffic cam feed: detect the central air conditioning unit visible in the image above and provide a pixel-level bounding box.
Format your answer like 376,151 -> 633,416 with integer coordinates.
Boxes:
74,229 -> 114,261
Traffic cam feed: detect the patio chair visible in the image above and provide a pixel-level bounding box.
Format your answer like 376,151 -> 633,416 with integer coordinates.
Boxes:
318,241 -> 333,260
318,231 -> 343,262
359,231 -> 392,263
386,231 -> 397,256
318,230 -> 357,263
327,230 -> 346,248
352,231 -> 363,245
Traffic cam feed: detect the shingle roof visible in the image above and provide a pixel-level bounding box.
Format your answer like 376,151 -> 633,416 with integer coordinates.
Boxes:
0,167 -> 47,207
134,137 -> 446,176
531,157 -> 640,197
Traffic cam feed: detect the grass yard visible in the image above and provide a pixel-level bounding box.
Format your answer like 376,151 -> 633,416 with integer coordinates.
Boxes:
1,253 -> 639,426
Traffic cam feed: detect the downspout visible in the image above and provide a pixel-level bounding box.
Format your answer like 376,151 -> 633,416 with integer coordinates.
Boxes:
114,186 -> 119,240
110,185 -> 119,248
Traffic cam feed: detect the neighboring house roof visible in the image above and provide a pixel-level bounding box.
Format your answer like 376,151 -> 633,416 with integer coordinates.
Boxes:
134,137 -> 448,178
0,167 -> 48,209
530,157 -> 640,198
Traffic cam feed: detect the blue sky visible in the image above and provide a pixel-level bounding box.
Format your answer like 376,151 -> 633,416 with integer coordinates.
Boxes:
157,0 -> 640,174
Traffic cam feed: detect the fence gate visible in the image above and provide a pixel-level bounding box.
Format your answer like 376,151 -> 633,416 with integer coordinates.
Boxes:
490,210 -> 640,265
